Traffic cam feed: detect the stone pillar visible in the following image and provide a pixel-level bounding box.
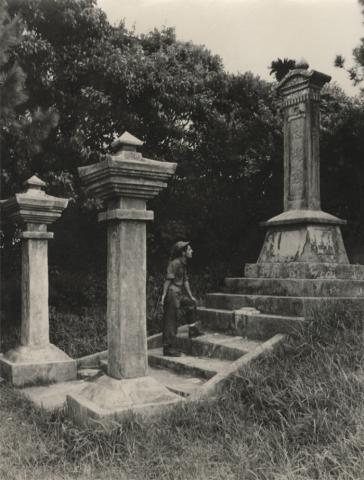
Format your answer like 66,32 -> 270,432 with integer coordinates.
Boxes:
257,69 -> 349,264
104,196 -> 151,379
0,176 -> 77,386
281,69 -> 329,212
67,132 -> 181,427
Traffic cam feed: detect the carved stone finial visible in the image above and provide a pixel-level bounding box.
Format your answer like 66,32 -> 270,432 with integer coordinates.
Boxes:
23,175 -> 46,191
111,131 -> 144,153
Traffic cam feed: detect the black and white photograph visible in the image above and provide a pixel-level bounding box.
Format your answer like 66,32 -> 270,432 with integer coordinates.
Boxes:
1,0 -> 364,479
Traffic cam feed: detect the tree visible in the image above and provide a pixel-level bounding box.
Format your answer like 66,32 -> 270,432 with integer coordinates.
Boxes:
335,0 -> 364,86
0,0 -> 59,198
269,58 -> 310,82
269,58 -> 296,82
320,84 -> 364,255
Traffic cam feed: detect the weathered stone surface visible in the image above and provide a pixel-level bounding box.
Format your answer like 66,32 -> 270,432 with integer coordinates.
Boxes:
261,209 -> 346,227
257,69 -> 349,265
225,277 -> 364,297
19,379 -> 86,410
68,133 -> 179,426
148,366 -> 205,397
173,332 -> 261,361
0,346 -> 76,388
197,306 -> 305,340
21,237 -> 50,345
189,334 -> 287,401
278,69 -> 330,212
233,310 -> 305,340
197,307 -> 235,332
0,176 -> 74,386
1,175 -> 68,225
78,131 -> 177,202
67,375 -> 182,428
258,224 -> 349,264
205,293 -> 364,321
148,348 -> 232,379
244,262 -> 364,280
107,201 -> 148,379
111,131 -> 144,151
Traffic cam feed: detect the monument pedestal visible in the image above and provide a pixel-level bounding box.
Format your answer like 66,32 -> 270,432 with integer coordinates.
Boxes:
67,375 -> 181,427
0,344 -> 76,387
258,209 -> 348,265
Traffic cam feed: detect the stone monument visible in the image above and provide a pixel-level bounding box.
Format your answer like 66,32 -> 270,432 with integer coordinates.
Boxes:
257,68 -> 349,265
199,68 -> 364,342
0,176 -> 76,386
67,132 -> 182,427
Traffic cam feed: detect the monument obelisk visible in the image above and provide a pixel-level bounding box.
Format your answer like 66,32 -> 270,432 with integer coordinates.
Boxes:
258,68 -> 349,265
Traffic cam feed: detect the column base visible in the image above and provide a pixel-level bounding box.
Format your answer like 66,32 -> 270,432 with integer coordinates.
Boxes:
0,343 -> 77,387
258,211 -> 349,264
66,374 -> 183,428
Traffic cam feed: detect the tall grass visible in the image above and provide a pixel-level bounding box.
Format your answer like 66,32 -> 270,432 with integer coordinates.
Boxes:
1,304 -> 363,479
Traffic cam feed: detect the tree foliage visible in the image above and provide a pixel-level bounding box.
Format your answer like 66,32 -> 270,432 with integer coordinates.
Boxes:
269,58 -> 297,82
0,0 -> 58,196
335,0 -> 364,86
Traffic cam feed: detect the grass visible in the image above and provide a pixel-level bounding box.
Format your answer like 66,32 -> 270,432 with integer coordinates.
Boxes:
1,306 -> 364,479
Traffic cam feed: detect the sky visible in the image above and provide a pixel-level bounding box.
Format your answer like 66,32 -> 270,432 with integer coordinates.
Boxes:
97,0 -> 363,96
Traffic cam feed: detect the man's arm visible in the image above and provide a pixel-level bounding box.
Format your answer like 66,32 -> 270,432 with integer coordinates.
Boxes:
184,280 -> 197,304
161,279 -> 172,306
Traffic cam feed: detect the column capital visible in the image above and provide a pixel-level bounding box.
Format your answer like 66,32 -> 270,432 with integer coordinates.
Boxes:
277,69 -> 331,108
1,175 -> 69,226
78,131 -> 177,203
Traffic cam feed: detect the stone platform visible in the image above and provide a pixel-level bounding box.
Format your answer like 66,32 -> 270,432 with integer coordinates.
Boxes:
66,375 -> 182,427
0,344 -> 77,387
244,262 -> 364,280
195,261 -> 364,341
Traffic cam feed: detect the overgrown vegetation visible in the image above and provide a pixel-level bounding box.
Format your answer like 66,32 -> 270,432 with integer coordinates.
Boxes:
1,308 -> 363,479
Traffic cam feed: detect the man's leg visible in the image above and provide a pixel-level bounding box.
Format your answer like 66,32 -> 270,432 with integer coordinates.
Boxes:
181,297 -> 203,338
162,289 -> 181,356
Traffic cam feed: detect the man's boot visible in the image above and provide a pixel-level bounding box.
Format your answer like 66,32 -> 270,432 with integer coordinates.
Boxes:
163,344 -> 182,357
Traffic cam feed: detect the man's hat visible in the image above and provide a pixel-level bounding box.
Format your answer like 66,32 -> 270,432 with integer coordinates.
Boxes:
170,241 -> 190,258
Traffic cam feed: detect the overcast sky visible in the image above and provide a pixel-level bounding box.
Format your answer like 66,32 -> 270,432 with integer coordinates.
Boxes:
97,0 -> 363,96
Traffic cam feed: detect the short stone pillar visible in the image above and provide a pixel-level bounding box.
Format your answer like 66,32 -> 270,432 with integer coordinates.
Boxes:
67,132 -> 181,427
258,68 -> 349,264
0,176 -> 77,386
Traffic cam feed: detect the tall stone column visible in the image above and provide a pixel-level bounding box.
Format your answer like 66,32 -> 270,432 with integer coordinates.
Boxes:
67,132 -> 181,427
257,69 -> 349,264
0,176 -> 76,386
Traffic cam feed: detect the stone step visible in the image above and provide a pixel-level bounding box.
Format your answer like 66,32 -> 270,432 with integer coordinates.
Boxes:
197,307 -> 304,339
244,262 -> 364,280
99,359 -> 205,397
148,348 -> 233,380
194,307 -> 234,332
225,277 -> 364,297
205,293 -> 304,316
204,293 -> 364,319
148,366 -> 205,397
174,331 -> 262,361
